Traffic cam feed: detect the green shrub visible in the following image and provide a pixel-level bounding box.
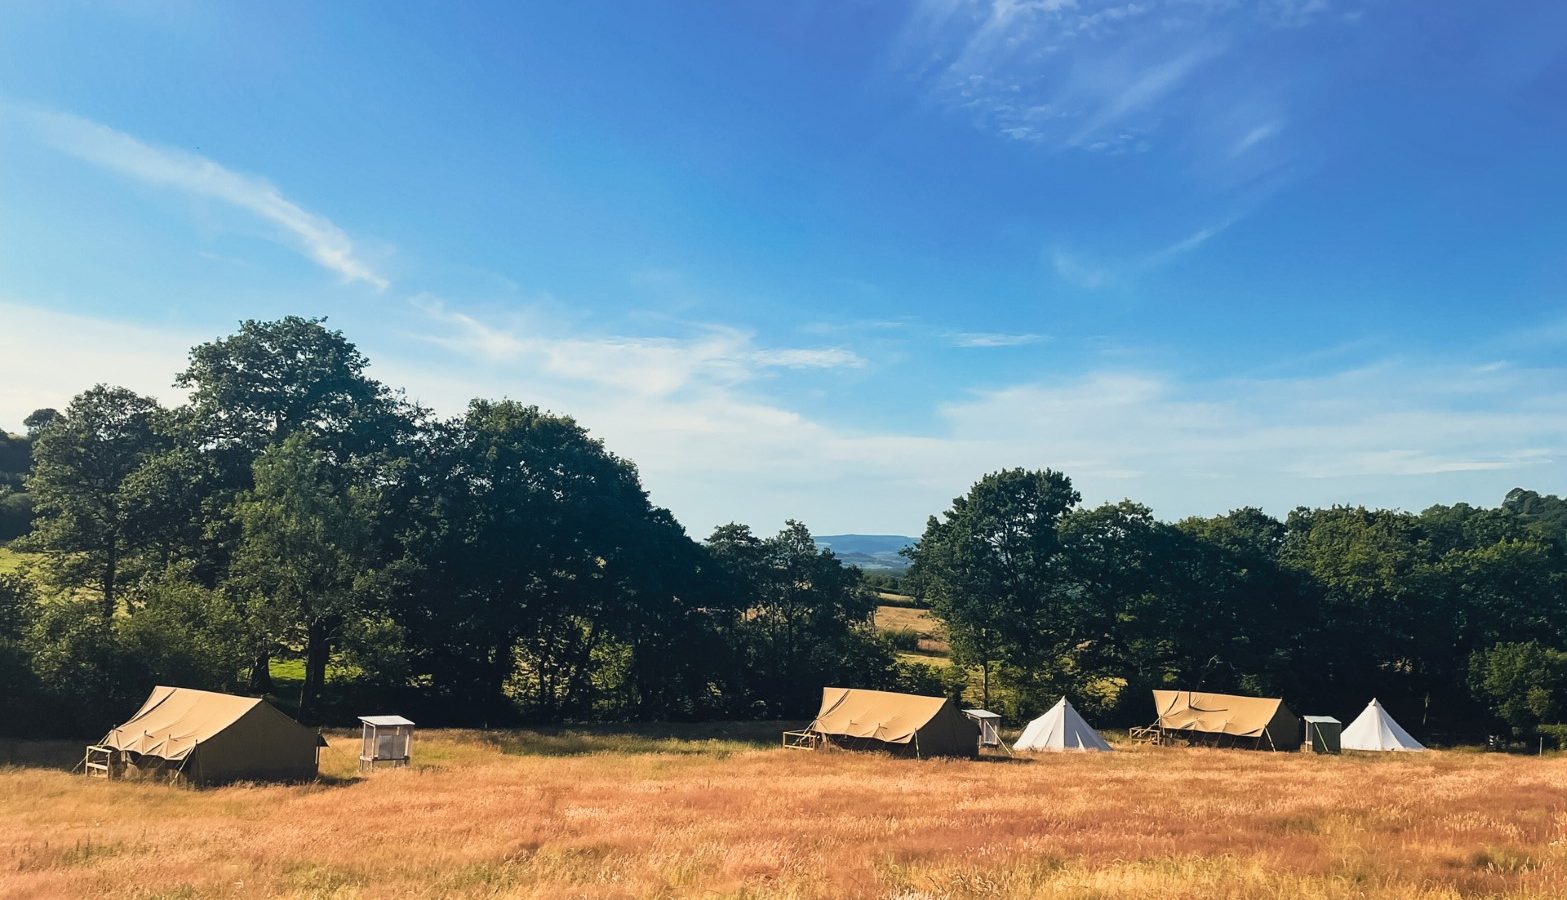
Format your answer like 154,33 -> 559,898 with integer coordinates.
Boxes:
119,569 -> 249,692
1536,723 -> 1567,749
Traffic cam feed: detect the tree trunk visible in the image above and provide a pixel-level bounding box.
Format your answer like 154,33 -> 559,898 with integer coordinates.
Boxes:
249,651 -> 274,693
981,659 -> 991,709
562,621 -> 601,713
101,543 -> 119,622
301,619 -> 331,721
489,638 -> 515,718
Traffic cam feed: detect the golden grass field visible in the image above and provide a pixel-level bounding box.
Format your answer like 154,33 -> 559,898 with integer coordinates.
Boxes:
876,604 -> 952,665
4,728 -> 1567,899
0,546 -> 27,576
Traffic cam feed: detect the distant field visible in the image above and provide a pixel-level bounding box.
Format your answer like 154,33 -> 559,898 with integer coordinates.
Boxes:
876,603 -> 950,665
0,546 -> 28,575
3,729 -> 1567,898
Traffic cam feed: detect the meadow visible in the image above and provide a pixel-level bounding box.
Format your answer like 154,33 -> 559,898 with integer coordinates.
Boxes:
3,728 -> 1567,899
0,545 -> 26,576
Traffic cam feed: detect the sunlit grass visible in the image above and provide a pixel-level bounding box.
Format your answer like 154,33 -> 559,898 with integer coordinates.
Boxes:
0,545 -> 33,575
4,729 -> 1567,898
876,604 -> 951,664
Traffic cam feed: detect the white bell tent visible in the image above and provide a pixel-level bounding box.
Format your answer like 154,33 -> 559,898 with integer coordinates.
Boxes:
1015,697 -> 1112,752
1341,698 -> 1426,752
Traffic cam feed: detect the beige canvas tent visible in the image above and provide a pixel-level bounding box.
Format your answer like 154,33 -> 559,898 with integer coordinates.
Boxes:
802,687 -> 979,758
1149,689 -> 1301,750
87,686 -> 321,784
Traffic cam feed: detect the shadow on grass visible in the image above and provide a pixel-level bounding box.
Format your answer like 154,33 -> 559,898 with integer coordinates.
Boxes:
475,721 -> 803,758
972,752 -> 1037,764
0,738 -> 365,792
0,738 -> 85,770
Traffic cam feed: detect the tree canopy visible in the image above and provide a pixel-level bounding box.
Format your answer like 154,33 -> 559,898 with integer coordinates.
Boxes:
4,318 -> 1566,741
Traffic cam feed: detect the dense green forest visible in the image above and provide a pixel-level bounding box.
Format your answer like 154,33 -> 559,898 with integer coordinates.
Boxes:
2,316 -> 1566,742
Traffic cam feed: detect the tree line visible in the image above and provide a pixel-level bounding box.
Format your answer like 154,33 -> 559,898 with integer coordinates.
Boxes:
908,472 -> 1567,739
2,315 -> 1565,741
0,318 -> 929,735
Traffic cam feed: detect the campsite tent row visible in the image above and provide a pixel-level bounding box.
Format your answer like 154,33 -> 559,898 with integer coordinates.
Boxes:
797,687 -> 1424,757
90,685 -> 1423,785
796,688 -> 1115,757
1147,690 -> 1424,752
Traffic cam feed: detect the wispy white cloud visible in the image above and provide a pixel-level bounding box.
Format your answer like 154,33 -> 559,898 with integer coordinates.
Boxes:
1231,119 -> 1285,157
1064,42 -> 1225,148
411,296 -> 865,398
12,107 -> 388,290
7,298 -> 1566,534
948,331 -> 1048,348
1140,214 -> 1243,268
894,0 -> 1359,156
399,297 -> 1567,532
1049,212 -> 1242,289
1050,247 -> 1117,289
932,362 -> 1566,504
0,301 -> 199,425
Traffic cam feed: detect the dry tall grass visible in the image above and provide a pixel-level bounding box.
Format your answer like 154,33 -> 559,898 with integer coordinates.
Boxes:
876,605 -> 950,662
4,729 -> 1567,899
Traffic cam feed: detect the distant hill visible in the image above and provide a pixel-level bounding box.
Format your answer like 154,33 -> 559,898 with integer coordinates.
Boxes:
814,534 -> 916,571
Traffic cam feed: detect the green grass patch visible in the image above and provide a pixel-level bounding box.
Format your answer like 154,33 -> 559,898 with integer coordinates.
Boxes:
476,721 -> 794,758
874,591 -> 926,609
0,545 -> 34,575
898,651 -> 952,669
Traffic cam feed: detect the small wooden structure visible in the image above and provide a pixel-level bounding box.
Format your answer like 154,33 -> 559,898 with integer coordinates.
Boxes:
781,728 -> 823,750
82,744 -> 121,779
1129,725 -> 1165,745
358,715 -> 415,772
963,709 -> 1003,748
1302,715 -> 1342,754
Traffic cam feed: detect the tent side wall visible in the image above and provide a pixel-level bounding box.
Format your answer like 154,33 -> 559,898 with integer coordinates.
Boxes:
912,701 -> 981,757
192,703 -> 319,784
1267,703 -> 1303,751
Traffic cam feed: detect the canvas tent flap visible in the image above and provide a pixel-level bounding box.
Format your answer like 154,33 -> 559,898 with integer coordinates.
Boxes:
809,687 -> 978,757
1152,689 -> 1301,750
102,686 -> 263,762
812,687 -> 948,744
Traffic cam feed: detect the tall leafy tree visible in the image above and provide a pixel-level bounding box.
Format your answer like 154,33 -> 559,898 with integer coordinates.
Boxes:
400,400 -> 683,720
1165,507 -> 1307,699
176,316 -> 402,460
708,520 -> 878,715
177,317 -> 413,688
23,386 -> 175,619
908,468 -> 1080,708
1469,642 -> 1567,735
230,434 -> 378,718
0,428 -> 33,542
1502,488 -> 1567,545
1279,506 -> 1437,716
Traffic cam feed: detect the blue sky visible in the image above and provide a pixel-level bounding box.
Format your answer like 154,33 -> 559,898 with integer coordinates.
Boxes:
2,0 -> 1565,536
